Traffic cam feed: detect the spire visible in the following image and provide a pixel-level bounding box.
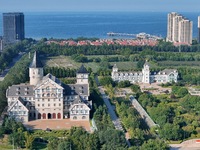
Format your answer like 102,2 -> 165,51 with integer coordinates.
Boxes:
77,64 -> 88,74
144,59 -> 150,66
29,51 -> 43,68
113,64 -> 118,69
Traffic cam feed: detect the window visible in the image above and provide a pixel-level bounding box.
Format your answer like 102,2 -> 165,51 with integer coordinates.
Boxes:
54,104 -> 56,106
48,99 -> 50,102
48,104 -> 50,107
42,104 -> 44,107
38,104 -> 40,107
59,103 -> 61,106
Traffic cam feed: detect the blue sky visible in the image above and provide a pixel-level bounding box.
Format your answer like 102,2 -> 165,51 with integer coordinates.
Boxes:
0,0 -> 199,12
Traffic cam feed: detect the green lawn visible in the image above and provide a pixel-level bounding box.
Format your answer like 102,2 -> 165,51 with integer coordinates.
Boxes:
43,55 -> 200,73
158,61 -> 200,69
0,144 -> 13,150
42,55 -> 138,72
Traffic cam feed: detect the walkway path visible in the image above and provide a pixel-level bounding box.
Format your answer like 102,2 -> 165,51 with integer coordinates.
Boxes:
98,86 -> 131,147
130,96 -> 157,128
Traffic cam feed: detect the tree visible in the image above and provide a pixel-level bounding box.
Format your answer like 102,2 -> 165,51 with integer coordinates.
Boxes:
177,87 -> 188,98
140,139 -> 169,150
24,131 -> 35,149
8,127 -> 25,148
159,123 -> 183,140
130,84 -> 141,93
47,137 -> 59,150
118,80 -> 131,88
58,139 -> 72,150
99,76 -> 113,86
98,129 -> 127,150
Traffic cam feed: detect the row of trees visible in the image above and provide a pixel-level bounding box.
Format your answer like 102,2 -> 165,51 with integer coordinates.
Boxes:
44,67 -> 76,78
37,40 -> 200,57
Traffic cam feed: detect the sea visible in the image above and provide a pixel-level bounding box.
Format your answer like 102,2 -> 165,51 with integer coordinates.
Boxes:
0,12 -> 199,39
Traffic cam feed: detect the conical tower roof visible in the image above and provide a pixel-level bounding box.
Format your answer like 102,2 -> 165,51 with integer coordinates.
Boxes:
77,64 -> 88,74
30,51 -> 43,68
113,64 -> 118,68
144,60 -> 150,66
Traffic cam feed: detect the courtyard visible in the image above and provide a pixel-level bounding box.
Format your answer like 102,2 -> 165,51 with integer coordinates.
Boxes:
24,119 -> 91,131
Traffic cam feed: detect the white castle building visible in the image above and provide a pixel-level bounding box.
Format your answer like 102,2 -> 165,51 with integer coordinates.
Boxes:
6,51 -> 91,122
111,61 -> 178,84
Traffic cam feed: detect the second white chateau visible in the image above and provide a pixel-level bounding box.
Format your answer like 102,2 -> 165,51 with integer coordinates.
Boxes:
6,51 -> 91,122
112,61 -> 178,84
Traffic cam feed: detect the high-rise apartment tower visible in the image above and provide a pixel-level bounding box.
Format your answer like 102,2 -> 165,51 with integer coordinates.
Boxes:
3,12 -> 25,44
167,12 -> 193,45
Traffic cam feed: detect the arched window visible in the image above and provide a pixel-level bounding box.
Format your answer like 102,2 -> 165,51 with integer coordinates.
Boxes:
38,113 -> 41,119
48,113 -> 51,119
73,116 -> 77,120
42,113 -> 46,119
57,113 -> 61,119
47,93 -> 50,97
82,116 -> 86,119
53,113 -> 56,119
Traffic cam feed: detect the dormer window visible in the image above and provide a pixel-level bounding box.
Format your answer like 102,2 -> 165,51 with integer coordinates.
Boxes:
16,87 -> 20,91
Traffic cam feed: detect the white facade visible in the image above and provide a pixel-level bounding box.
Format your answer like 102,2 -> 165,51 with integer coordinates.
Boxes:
6,52 -> 91,122
167,12 -> 193,45
112,61 -> 178,84
7,97 -> 29,122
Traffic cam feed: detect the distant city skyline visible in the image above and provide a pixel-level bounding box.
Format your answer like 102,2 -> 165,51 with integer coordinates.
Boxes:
0,0 -> 200,12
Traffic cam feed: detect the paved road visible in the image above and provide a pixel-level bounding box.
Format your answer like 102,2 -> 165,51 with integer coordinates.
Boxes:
0,52 -> 25,81
130,96 -> 157,128
98,86 -> 131,147
98,87 -> 124,131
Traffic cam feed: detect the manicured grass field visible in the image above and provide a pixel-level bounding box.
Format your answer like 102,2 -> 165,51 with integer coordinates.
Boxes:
42,55 -> 200,73
158,61 -> 200,69
42,55 -> 138,72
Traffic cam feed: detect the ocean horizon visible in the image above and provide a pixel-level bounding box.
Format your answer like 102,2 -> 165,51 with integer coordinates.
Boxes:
0,11 -> 199,39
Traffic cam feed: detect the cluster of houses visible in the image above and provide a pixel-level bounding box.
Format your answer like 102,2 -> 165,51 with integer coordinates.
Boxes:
46,39 -> 158,46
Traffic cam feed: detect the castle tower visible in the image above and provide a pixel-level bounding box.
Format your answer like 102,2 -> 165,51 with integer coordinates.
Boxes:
142,60 -> 150,84
76,65 -> 89,84
29,51 -> 43,85
111,64 -> 118,79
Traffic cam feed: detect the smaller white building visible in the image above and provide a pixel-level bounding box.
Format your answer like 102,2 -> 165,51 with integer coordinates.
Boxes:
111,61 -> 178,84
